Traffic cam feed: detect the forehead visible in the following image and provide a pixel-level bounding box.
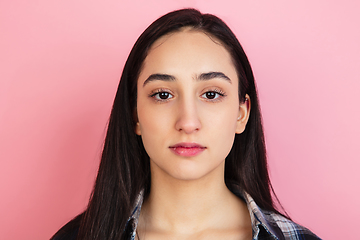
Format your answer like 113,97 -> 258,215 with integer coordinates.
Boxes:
140,29 -> 237,81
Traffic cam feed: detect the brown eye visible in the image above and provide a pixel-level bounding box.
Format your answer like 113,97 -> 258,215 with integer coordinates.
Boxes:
201,90 -> 226,101
158,92 -> 170,99
151,91 -> 174,101
205,92 -> 216,99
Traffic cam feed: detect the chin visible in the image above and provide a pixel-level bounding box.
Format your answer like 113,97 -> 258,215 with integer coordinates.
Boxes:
166,164 -> 223,182
150,156 -> 225,182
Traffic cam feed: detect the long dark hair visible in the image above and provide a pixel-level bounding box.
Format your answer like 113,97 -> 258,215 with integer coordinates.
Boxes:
75,8 -> 280,240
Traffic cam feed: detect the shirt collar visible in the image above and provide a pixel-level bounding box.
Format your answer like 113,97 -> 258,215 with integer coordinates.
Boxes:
127,186 -> 281,240
127,189 -> 144,240
240,191 -> 283,239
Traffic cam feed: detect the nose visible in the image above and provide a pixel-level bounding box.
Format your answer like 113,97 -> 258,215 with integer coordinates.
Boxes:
175,97 -> 201,134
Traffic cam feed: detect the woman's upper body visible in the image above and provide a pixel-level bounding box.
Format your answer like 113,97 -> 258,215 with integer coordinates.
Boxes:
51,8 -> 321,240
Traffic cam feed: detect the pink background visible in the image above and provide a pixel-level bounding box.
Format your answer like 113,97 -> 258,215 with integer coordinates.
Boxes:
1,0 -> 359,239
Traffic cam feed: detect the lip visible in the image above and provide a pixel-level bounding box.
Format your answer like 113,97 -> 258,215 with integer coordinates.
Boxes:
169,142 -> 206,157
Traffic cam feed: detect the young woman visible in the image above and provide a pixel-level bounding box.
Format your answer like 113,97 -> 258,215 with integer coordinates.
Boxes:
51,8 -> 321,240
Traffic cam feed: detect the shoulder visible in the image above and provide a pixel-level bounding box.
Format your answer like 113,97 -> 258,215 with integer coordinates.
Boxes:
233,190 -> 321,240
50,213 -> 83,240
261,210 -> 321,240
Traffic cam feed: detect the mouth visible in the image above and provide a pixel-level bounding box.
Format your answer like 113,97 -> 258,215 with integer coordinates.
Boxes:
169,143 -> 206,157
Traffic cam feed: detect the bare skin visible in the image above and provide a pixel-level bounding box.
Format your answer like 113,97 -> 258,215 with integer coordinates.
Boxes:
135,29 -> 252,240
136,164 -> 252,240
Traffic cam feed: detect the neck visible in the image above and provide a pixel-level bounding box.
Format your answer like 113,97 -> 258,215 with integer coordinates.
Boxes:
138,162 -> 250,235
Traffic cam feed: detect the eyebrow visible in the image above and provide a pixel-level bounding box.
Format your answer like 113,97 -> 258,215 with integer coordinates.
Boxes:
143,74 -> 176,86
198,72 -> 231,82
143,71 -> 231,86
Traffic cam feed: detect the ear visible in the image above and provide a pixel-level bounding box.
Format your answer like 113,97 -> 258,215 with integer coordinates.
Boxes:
236,94 -> 251,134
135,122 -> 141,135
133,108 -> 141,135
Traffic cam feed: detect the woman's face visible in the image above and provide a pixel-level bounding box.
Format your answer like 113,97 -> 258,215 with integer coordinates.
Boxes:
136,29 -> 250,181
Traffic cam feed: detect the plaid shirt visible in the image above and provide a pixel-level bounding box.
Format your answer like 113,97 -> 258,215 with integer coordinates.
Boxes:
127,186 -> 321,240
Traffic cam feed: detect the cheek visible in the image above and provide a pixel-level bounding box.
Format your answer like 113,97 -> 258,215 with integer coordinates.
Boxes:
138,104 -> 173,134
205,99 -> 239,129
205,103 -> 239,155
138,119 -> 161,160
137,105 -> 173,156
211,120 -> 237,153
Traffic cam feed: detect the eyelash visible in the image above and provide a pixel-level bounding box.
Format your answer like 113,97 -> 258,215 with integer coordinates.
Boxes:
149,89 -> 174,102
201,89 -> 226,102
148,88 -> 226,102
